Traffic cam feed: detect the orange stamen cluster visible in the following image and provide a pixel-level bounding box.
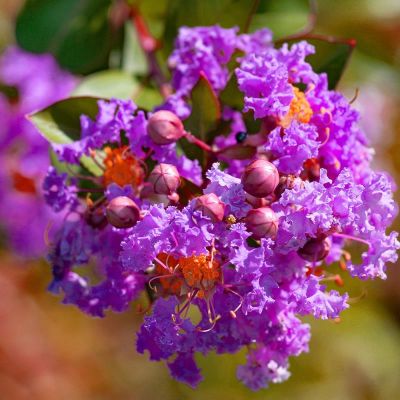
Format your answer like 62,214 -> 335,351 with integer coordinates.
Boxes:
280,86 -> 313,128
155,253 -> 183,296
103,146 -> 144,187
180,254 -> 220,295
153,253 -> 221,298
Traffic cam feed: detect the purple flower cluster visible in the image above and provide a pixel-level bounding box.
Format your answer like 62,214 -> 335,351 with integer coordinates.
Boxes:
0,47 -> 76,257
38,25 -> 399,390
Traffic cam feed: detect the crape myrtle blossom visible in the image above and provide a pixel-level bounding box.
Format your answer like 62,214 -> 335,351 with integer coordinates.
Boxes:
0,47 -> 76,257
52,99 -> 202,186
274,168 -> 398,279
42,98 -> 204,316
120,171 -> 348,388
162,26 -> 273,119
40,25 -> 399,390
48,213 -> 145,317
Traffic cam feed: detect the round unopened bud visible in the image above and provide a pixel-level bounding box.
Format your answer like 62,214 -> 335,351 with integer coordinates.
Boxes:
147,110 -> 185,145
298,238 -> 330,262
167,192 -> 180,203
194,193 -> 225,222
245,207 -> 279,239
140,185 -> 170,206
148,163 -> 180,195
242,159 -> 279,198
106,196 -> 140,229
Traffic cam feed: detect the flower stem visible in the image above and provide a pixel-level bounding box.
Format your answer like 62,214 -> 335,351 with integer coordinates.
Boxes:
184,131 -> 214,153
334,233 -> 370,248
130,7 -> 172,99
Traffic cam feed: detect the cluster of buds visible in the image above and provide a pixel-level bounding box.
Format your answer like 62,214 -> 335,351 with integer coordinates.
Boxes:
241,159 -> 280,241
38,21 -> 399,391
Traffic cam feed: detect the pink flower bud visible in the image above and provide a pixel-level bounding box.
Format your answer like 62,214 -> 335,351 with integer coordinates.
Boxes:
242,159 -> 279,198
140,185 -> 170,206
245,207 -> 279,239
168,192 -> 180,203
147,110 -> 185,145
298,238 -> 330,262
106,196 -> 140,229
148,163 -> 180,195
194,193 -> 225,222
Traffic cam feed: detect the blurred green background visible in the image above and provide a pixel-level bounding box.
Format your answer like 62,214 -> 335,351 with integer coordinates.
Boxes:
0,1 -> 399,399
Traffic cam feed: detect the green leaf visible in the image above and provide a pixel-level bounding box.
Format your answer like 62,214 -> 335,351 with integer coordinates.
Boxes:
311,40 -> 355,90
122,22 -> 148,76
162,0 -> 260,57
29,96 -> 103,176
133,86 -> 164,110
288,38 -> 355,90
180,75 -> 220,163
250,0 -> 310,39
184,74 -> 221,143
72,69 -> 139,99
219,73 -> 244,110
15,0 -> 122,74
49,147 -> 80,175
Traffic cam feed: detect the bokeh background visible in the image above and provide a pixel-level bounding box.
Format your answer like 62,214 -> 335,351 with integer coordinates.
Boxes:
0,1 -> 399,399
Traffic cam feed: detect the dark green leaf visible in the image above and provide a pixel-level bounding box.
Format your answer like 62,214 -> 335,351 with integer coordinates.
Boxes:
29,96 -> 103,175
180,74 -> 221,163
176,138 -> 203,163
219,73 -> 244,110
15,0 -> 122,74
310,40 -> 355,90
243,111 -> 262,134
184,74 -> 221,143
0,83 -> 19,102
285,37 -> 355,90
247,237 -> 261,248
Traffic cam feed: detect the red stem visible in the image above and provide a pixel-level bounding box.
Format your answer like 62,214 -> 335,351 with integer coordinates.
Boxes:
274,0 -> 356,49
184,131 -> 214,153
276,31 -> 356,48
130,7 -> 172,99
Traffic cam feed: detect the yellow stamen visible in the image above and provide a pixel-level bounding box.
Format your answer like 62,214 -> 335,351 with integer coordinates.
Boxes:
280,86 -> 313,128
